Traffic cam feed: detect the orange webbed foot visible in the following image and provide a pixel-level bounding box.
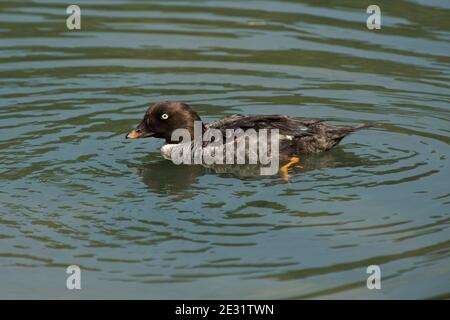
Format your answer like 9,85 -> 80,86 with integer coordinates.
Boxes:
279,156 -> 303,182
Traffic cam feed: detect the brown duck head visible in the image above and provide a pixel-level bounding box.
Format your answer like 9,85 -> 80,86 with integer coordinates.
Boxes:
126,101 -> 202,143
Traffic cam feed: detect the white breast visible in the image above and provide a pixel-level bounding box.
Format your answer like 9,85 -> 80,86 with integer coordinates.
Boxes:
160,144 -> 177,160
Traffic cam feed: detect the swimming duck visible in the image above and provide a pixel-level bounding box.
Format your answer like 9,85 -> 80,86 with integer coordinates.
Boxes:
126,101 -> 371,181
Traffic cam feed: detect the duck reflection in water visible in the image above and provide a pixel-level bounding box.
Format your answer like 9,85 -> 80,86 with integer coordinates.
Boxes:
135,148 -> 367,196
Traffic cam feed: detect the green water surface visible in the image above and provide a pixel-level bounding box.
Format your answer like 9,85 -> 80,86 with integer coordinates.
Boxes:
0,0 -> 449,299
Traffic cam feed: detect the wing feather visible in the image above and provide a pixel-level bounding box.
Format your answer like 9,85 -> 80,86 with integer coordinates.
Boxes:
206,114 -> 315,137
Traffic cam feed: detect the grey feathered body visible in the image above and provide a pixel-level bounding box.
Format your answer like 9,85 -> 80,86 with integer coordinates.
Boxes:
206,114 -> 370,159
160,113 -> 370,166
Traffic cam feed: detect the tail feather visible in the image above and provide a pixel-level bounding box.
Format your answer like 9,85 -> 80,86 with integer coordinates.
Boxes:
329,122 -> 373,147
352,123 -> 374,131
332,122 -> 373,136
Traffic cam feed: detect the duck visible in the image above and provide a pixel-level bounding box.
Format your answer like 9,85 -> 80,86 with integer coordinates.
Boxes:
126,101 -> 371,181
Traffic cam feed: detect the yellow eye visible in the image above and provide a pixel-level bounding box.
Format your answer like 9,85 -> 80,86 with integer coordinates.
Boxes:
161,113 -> 169,120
